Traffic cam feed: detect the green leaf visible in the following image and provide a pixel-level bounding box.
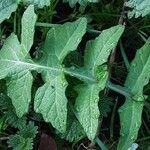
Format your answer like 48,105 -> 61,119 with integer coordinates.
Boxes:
0,93 -> 13,110
0,17 -> 87,132
62,120 -> 85,142
65,67 -> 96,83
0,94 -> 27,128
84,25 -> 125,73
75,76 -> 108,141
126,0 -> 150,18
21,5 -> 37,54
125,39 -> 150,96
74,25 -> 124,141
0,34 -> 26,80
0,33 -> 36,79
60,117 -> 86,142
0,116 -> 6,131
99,95 -> 113,118
118,99 -> 143,150
0,34 -> 34,117
18,122 -> 38,139
59,106 -> 86,142
7,71 -> 33,118
34,74 -> 68,133
34,18 -> 87,133
118,39 -> 150,149
0,5 -> 36,118
8,122 -> 37,150
8,135 -> 33,150
0,6 -> 125,141
43,18 -> 87,62
4,111 -> 27,128
23,0 -> 51,8
0,0 -> 18,23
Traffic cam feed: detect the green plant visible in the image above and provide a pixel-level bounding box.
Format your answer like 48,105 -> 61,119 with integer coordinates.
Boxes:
0,3 -> 124,140
0,92 -> 37,150
1,0 -> 150,150
8,122 -> 38,150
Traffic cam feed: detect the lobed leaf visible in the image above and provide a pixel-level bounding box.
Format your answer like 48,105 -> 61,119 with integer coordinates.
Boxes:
34,18 -> 87,133
0,5 -> 125,140
0,5 -> 36,118
8,135 -> 33,150
8,122 -> 38,150
0,34 -> 34,117
75,25 -> 124,141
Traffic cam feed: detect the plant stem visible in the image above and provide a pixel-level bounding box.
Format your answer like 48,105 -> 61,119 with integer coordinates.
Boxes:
106,81 -> 131,97
110,98 -> 118,139
13,12 -> 17,33
120,40 -> 130,70
36,22 -> 56,28
136,136 -> 150,142
96,137 -> 108,150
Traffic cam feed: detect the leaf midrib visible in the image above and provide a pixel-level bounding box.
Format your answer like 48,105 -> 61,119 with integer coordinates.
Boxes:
1,59 -> 60,72
1,58 -> 96,83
